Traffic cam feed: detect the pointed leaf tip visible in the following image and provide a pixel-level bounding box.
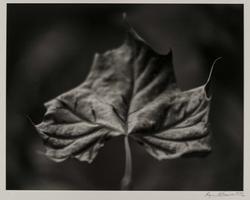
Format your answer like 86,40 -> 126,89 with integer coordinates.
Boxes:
122,12 -> 130,32
122,14 -> 172,58
122,13 -> 145,45
205,57 -> 222,98
205,57 -> 222,86
26,114 -> 39,130
122,12 -> 127,21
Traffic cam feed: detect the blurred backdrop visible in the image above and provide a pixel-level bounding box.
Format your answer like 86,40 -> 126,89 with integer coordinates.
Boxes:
7,4 -> 243,190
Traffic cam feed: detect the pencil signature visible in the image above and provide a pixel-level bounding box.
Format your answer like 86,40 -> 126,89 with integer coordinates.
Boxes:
205,191 -> 245,198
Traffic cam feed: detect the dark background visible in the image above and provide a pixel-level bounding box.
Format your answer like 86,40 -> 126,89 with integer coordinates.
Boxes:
7,4 -> 243,190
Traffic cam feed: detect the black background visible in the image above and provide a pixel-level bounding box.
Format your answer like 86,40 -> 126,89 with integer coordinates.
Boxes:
7,4 -> 243,190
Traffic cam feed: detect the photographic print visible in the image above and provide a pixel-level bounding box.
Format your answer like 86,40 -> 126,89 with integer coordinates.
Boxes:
6,4 -> 243,191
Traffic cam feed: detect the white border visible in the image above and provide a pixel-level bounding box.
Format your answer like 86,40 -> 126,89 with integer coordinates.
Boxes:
1,1 -> 248,200
0,0 -> 6,194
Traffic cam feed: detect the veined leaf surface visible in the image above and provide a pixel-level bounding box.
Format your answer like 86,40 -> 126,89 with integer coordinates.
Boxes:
36,22 -> 212,163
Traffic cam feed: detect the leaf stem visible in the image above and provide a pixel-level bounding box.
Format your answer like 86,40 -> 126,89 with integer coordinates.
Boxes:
120,135 -> 133,190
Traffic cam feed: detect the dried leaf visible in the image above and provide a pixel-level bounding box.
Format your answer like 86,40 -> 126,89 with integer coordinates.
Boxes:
35,20 -> 214,163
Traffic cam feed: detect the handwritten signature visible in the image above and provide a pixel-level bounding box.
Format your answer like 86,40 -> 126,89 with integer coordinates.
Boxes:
205,192 -> 245,198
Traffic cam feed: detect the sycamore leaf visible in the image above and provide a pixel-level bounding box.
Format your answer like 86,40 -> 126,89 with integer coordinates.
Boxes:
35,19 -> 215,163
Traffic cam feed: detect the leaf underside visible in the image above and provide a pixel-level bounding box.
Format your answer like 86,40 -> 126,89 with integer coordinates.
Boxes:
35,22 -> 212,163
